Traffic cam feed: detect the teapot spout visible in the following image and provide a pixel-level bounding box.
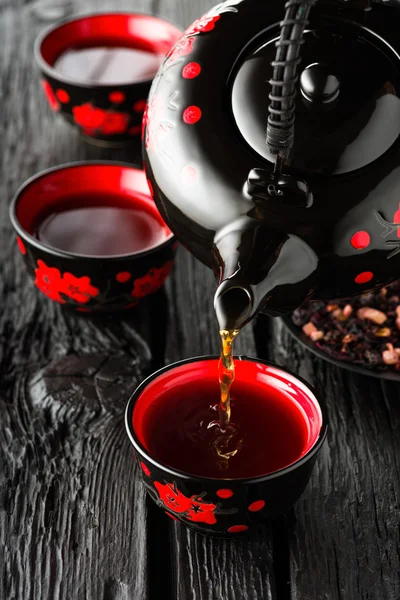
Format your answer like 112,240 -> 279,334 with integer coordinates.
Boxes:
213,217 -> 319,330
214,280 -> 254,331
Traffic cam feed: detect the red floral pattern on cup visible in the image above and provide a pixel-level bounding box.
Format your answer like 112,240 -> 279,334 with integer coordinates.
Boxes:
34,260 -> 66,303
34,259 -> 100,304
41,80 -> 60,112
167,36 -> 195,63
62,272 -> 100,304
154,481 -> 217,525
131,261 -> 173,299
185,14 -> 220,35
72,102 -> 130,136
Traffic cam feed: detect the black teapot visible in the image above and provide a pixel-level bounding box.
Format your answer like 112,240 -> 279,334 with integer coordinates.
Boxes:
143,0 -> 400,329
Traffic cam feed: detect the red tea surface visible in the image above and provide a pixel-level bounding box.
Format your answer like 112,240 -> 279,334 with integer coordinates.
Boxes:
34,195 -> 169,256
53,46 -> 162,84
142,377 -> 309,479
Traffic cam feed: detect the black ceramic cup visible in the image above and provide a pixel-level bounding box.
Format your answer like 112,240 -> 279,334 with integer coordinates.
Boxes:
125,356 -> 327,537
34,12 -> 182,146
9,162 -> 176,312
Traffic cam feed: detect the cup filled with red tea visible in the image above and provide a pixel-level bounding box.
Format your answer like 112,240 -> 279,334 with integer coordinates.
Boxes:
34,13 -> 182,146
125,355 -> 327,537
10,162 -> 176,312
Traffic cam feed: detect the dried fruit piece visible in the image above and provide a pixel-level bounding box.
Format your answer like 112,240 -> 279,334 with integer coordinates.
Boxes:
383,343 -> 399,365
303,322 -> 317,336
342,334 -> 355,344
375,327 -> 391,337
332,308 -> 348,321
326,304 -> 339,312
343,305 -> 353,318
356,307 -> 387,325
310,330 -> 324,341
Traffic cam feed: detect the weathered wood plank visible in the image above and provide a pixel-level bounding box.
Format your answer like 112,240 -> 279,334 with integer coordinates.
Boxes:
0,1 -> 159,599
261,318 -> 400,600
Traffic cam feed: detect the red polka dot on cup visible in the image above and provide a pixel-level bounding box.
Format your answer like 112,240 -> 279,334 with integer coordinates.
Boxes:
228,524 -> 248,533
56,89 -> 70,104
216,489 -> 233,499
109,91 -> 126,104
133,99 -> 147,113
248,500 -> 265,512
116,271 -> 131,283
355,271 -> 373,284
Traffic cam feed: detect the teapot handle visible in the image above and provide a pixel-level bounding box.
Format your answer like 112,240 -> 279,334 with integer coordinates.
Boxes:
266,0 -> 316,163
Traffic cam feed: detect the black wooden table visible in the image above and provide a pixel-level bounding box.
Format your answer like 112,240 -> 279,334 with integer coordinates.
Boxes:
1,1 -> 400,598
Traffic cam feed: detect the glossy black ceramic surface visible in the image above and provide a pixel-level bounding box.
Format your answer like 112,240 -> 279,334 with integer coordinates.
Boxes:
143,0 -> 400,324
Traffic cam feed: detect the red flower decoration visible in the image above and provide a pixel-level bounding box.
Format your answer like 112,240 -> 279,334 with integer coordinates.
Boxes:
34,260 -> 66,303
41,80 -> 60,112
73,103 -> 105,130
186,14 -> 221,35
154,481 -> 217,525
101,112 -> 130,135
62,272 -> 100,304
16,236 -> 26,255
33,259 -> 100,305
132,261 -> 173,299
167,36 -> 195,63
72,103 -> 130,135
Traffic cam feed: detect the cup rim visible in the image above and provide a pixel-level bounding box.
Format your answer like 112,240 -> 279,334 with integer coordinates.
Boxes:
34,11 -> 183,88
125,354 -> 328,484
9,160 -> 175,262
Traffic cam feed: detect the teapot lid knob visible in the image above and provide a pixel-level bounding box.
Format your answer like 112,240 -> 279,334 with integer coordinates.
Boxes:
300,63 -> 340,104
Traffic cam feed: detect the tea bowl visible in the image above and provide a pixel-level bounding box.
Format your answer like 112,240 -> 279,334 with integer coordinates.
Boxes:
34,12 -> 182,147
9,162 -> 176,313
125,356 -> 327,538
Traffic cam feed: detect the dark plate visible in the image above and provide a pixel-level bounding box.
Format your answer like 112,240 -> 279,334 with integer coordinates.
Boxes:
281,316 -> 400,382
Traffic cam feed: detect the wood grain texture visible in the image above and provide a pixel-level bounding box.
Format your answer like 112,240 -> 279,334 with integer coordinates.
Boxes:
260,318 -> 400,600
2,0 -> 400,599
0,1 -> 155,599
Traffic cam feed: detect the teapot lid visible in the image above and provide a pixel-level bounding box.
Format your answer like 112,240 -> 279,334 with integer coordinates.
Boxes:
232,17 -> 400,175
